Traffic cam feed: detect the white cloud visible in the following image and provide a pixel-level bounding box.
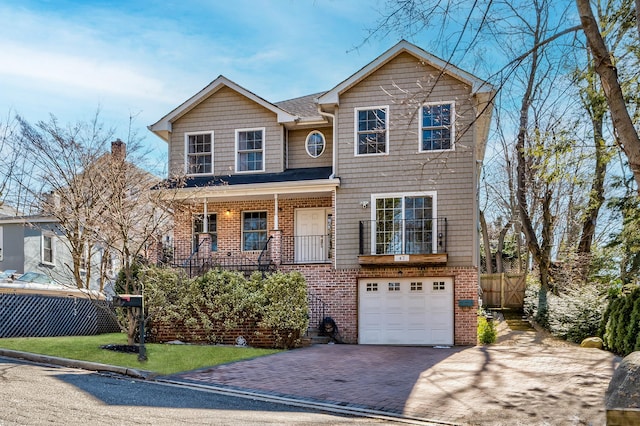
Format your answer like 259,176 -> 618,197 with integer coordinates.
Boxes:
1,42 -> 170,103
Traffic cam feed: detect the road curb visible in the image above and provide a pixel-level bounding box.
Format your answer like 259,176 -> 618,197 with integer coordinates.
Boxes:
0,348 -> 155,379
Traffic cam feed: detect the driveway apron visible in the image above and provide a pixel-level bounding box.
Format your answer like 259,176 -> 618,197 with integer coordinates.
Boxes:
168,338 -> 619,425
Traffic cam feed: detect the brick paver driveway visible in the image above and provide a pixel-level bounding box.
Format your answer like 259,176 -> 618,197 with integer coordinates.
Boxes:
171,329 -> 619,425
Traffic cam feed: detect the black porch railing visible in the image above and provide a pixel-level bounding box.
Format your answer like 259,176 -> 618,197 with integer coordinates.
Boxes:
158,237 -> 274,278
359,217 -> 447,256
281,234 -> 332,264
306,291 -> 327,335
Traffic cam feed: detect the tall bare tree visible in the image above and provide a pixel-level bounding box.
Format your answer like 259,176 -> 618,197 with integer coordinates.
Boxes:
576,0 -> 640,191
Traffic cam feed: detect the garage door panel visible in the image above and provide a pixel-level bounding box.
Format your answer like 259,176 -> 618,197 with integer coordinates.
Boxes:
359,277 -> 453,345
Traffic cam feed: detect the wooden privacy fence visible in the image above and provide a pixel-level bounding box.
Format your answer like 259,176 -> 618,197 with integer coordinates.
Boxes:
480,273 -> 526,309
0,293 -> 120,338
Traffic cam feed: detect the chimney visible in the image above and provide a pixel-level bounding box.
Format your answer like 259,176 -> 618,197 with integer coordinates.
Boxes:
111,139 -> 126,160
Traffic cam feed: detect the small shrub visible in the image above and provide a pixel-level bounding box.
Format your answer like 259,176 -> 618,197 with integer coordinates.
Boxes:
478,316 -> 497,344
525,278 -> 608,344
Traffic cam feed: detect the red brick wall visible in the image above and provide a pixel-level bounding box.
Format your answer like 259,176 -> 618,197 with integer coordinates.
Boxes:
279,264 -> 478,346
150,318 -> 282,348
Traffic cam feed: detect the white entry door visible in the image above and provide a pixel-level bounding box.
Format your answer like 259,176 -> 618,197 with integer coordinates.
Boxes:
295,208 -> 327,263
358,277 -> 454,345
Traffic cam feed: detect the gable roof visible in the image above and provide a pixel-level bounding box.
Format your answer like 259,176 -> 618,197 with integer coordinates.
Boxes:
317,40 -> 494,106
148,75 -> 299,142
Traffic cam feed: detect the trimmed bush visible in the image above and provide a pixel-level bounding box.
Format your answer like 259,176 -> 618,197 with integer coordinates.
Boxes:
139,266 -> 309,348
477,316 -> 497,344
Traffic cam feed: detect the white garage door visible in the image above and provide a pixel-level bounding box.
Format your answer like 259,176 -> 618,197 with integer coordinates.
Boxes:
358,277 -> 454,345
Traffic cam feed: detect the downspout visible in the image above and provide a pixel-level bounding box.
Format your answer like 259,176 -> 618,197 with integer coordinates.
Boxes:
317,106 -> 336,178
317,105 -> 337,268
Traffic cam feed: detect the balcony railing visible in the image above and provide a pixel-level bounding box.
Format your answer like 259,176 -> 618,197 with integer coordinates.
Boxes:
156,237 -> 274,278
281,234 -> 332,264
359,217 -> 447,256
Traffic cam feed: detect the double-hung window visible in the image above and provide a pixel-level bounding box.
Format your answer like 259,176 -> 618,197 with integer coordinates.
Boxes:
420,102 -> 454,151
236,128 -> 265,172
42,233 -> 55,265
372,192 -> 436,255
355,106 -> 388,155
185,132 -> 213,174
193,213 -> 217,252
242,211 -> 267,251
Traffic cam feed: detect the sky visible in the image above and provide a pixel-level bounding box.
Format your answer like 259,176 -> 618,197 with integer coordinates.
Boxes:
0,0 -> 410,174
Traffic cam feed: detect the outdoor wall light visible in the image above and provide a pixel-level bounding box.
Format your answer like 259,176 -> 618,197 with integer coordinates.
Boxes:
225,209 -> 231,216
360,201 -> 369,209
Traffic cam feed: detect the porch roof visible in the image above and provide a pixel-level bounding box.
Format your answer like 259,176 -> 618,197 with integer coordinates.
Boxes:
160,167 -> 339,201
181,166 -> 333,188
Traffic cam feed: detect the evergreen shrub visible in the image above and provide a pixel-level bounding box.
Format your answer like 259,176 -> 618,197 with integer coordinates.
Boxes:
600,286 -> 640,356
477,316 -> 497,344
140,266 -> 309,348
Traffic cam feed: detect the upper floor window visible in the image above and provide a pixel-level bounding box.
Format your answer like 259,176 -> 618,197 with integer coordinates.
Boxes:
236,128 -> 265,172
242,211 -> 267,251
420,102 -> 454,151
306,131 -> 326,158
355,107 -> 388,155
42,233 -> 55,265
185,132 -> 213,175
193,213 -> 217,252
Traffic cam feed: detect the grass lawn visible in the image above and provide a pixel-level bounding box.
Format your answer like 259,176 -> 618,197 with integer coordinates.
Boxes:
0,333 -> 282,375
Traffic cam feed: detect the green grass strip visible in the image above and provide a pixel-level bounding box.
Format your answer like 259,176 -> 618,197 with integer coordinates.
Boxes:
0,333 -> 281,375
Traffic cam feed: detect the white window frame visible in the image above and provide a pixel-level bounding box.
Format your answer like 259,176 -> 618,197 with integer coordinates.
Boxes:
235,127 -> 266,173
370,191 -> 438,255
305,130 -> 326,158
184,131 -> 214,175
0,226 -> 3,261
193,213 -> 218,252
419,101 -> 455,153
41,232 -> 56,266
242,210 -> 268,252
354,106 -> 389,156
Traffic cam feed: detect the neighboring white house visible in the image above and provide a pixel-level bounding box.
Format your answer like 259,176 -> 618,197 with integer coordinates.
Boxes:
0,214 -> 111,292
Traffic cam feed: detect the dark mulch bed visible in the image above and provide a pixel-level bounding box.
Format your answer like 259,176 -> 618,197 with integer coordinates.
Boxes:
101,344 -> 140,353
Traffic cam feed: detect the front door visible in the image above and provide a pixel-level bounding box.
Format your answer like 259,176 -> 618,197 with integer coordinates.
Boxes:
295,208 -> 327,263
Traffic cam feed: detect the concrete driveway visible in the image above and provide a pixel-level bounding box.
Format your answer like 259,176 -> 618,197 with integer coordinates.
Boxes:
169,325 -> 620,425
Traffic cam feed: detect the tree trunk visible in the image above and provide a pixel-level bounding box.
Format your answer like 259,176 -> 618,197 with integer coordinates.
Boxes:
480,210 -> 493,274
576,0 -> 640,191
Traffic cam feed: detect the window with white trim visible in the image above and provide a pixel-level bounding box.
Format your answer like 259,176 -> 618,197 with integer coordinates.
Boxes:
372,192 -> 436,255
355,107 -> 388,155
185,132 -> 214,174
242,211 -> 267,251
42,233 -> 55,265
236,128 -> 265,172
305,131 -> 326,158
420,102 -> 454,151
193,213 -> 217,252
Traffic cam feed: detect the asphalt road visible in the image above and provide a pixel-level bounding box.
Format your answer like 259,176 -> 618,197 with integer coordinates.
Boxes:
0,356 -> 406,426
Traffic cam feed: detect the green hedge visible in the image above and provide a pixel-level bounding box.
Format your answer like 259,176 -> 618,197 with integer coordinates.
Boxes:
599,287 -> 640,356
140,266 -> 309,348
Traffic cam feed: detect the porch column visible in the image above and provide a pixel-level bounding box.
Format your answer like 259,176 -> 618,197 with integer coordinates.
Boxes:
269,229 -> 282,266
274,193 -> 279,230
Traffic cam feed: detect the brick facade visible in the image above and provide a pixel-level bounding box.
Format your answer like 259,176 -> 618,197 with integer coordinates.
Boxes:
166,198 -> 479,346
